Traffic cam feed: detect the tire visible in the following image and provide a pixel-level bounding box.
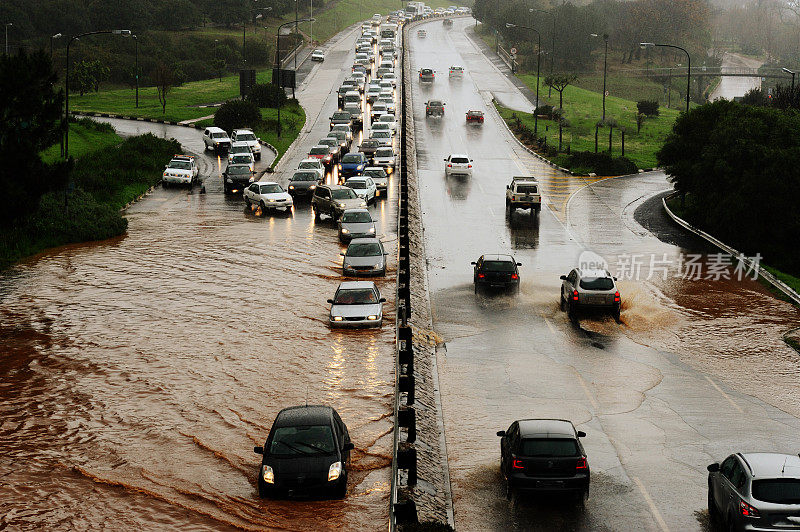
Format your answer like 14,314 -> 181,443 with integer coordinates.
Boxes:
505,477 -> 514,501
613,306 -> 621,323
708,488 -> 720,526
255,153 -> 261,161
560,294 -> 567,312
314,206 -> 321,220
568,301 -> 578,323
244,197 -> 251,208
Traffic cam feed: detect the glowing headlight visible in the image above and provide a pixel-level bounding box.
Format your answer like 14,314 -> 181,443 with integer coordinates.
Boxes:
366,315 -> 378,321
339,203 -> 346,208
333,316 -> 343,321
341,228 -> 350,234
288,185 -> 295,189
338,164 -> 342,169
266,198 -> 275,202
309,185 -> 316,190
262,465 -> 274,484
357,164 -> 364,170
328,461 -> 342,481
249,177 -> 255,182
369,227 -> 375,233
360,201 -> 367,207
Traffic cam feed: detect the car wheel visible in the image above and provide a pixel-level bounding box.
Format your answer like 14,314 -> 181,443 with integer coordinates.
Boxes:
257,477 -> 270,498
256,153 -> 261,161
613,306 -> 621,323
334,476 -> 348,498
567,301 -> 578,323
330,208 -> 338,221
244,197 -> 251,207
505,477 -> 514,501
260,201 -> 267,212
708,488 -> 720,525
560,293 -> 566,311
474,283 -> 479,295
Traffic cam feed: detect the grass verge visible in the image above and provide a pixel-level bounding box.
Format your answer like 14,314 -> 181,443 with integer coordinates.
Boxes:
1,133 -> 180,270
253,103 -> 306,167
41,118 -> 121,164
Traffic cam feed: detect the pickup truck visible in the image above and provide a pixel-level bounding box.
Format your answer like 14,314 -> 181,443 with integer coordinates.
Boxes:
426,100 -> 445,117
506,176 -> 541,214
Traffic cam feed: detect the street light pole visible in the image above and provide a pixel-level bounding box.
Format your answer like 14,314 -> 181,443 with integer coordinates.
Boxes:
533,9 -> 556,96
294,0 -> 298,99
641,42 -> 690,113
275,18 -> 314,137
133,34 -> 138,108
4,23 -> 12,55
782,67 -> 796,90
506,23 -> 541,137
50,33 -> 62,58
65,29 -> 131,159
591,33 -> 609,122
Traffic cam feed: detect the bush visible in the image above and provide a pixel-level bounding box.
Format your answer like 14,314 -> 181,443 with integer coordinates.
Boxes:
566,151 -> 637,176
637,100 -> 660,116
535,104 -> 554,118
247,83 -> 288,109
214,100 -> 262,133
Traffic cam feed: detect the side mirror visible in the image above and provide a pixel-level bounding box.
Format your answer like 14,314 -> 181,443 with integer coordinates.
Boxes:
613,276 -> 618,281
577,431 -> 586,438
379,297 -> 387,302
559,275 -> 567,280
707,462 -> 720,472
340,252 -> 345,256
327,299 -> 334,304
343,442 -> 355,451
254,446 -> 263,454
496,430 -> 505,437
470,261 -> 477,265
443,158 -> 448,161
517,262 -> 522,266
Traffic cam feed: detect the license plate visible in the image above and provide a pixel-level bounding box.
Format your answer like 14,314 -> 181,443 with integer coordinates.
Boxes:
588,296 -> 606,304
536,480 -> 564,488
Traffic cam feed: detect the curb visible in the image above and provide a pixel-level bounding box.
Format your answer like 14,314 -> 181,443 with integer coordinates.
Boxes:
662,193 -> 800,306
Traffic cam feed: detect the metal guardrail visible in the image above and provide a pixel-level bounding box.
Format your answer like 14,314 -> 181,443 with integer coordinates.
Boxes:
662,193 -> 800,306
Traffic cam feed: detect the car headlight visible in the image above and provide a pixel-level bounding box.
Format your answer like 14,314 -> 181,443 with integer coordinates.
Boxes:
266,198 -> 275,202
366,315 -> 378,321
332,316 -> 343,321
338,164 -> 342,169
288,185 -> 295,189
262,465 -> 274,484
369,227 -> 375,233
249,177 -> 255,182
339,202 -> 346,208
360,201 -> 367,207
328,461 -> 342,481
387,167 -> 393,174
309,185 -> 316,190
226,178 -> 233,183
341,228 -> 350,234
357,164 -> 364,170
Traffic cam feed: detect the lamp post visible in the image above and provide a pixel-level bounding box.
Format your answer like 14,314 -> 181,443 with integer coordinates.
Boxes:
4,23 -> 12,55
50,33 -> 62,58
65,29 -> 131,159
533,9 -> 556,96
591,33 -> 609,121
132,34 -> 138,108
641,42 -> 690,113
275,18 -> 314,137
782,67 -> 796,90
506,23 -> 541,137
243,8 -> 271,66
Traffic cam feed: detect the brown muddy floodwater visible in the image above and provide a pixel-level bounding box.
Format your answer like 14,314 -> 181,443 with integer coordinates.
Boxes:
0,168 -> 398,530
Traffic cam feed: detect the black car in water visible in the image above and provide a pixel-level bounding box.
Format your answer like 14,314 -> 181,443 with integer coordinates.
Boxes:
497,419 -> 590,501
254,405 -> 353,498
471,254 -> 521,293
223,163 -> 254,194
287,170 -> 321,198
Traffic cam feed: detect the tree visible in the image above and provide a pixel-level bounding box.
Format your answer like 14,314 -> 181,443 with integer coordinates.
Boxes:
0,50 -> 71,225
544,74 -> 578,113
214,100 -> 261,133
152,62 -> 174,115
247,83 -> 287,109
71,60 -> 110,96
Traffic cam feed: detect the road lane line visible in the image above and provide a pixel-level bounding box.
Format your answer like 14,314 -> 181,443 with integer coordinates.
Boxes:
543,317 -> 557,335
705,376 -> 744,414
575,371 -> 600,410
633,476 -> 670,532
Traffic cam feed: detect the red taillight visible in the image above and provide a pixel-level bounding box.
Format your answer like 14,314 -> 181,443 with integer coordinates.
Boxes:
614,291 -> 620,302
477,273 -> 485,279
512,459 -> 525,469
511,273 -> 518,280
740,499 -> 759,517
447,164 -> 452,167
572,290 -> 579,301
576,457 -> 588,470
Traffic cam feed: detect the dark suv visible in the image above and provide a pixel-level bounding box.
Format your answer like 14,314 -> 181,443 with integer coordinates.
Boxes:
419,68 -> 435,82
708,453 -> 800,531
311,184 -> 367,221
254,405 -> 353,498
471,254 -> 521,293
497,419 -> 589,501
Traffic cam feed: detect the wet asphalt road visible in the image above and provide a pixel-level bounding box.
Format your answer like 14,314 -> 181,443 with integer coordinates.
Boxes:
410,17 -> 800,531
709,52 -> 763,101
0,23 -> 398,531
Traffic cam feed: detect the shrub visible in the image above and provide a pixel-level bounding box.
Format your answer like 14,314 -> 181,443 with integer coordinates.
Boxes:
566,151 -> 637,176
214,100 -> 262,133
535,104 -> 554,118
637,100 -> 660,116
247,83 -> 288,109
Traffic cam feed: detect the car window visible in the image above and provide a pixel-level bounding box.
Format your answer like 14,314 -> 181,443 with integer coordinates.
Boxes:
269,425 -> 336,456
517,185 -> 538,194
568,270 -> 578,284
347,241 -> 382,257
316,188 -> 330,198
227,165 -> 250,175
310,146 -> 328,155
334,288 -> 379,304
373,131 -> 390,138
481,261 -> 515,272
299,162 -> 320,169
292,172 -> 317,181
730,462 -> 747,492
231,155 -> 251,164
579,277 -> 614,290
332,189 -> 357,200
260,184 -> 282,194
720,456 -> 736,480
212,132 -> 228,138
365,169 -> 387,178
345,180 -> 366,189
168,161 -> 191,170
342,154 -> 363,163
375,148 -> 393,157
342,211 -> 372,223
237,133 -> 256,141
520,439 -> 579,457
451,157 -> 469,164
752,479 -> 800,504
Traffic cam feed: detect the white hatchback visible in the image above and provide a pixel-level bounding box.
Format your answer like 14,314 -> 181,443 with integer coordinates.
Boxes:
243,181 -> 293,212
344,176 -> 378,204
444,153 -> 473,177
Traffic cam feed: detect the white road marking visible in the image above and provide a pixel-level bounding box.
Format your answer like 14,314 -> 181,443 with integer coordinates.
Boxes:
575,370 -> 599,410
705,376 -> 744,414
633,476 -> 670,532
543,317 -> 557,335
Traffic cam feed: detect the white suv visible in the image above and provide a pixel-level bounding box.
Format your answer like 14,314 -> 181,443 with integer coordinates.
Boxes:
203,126 -> 231,153
230,129 -> 262,161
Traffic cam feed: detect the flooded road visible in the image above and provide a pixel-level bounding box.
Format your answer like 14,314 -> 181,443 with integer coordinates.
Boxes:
412,18 -> 800,530
708,52 -> 763,101
0,24 -> 397,531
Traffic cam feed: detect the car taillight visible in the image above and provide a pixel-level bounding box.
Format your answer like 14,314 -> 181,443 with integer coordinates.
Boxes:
739,499 -> 759,517
447,164 -> 452,167
512,459 -> 525,469
477,273 -> 485,279
572,290 -> 579,301
511,273 -> 518,280
467,164 -> 472,168
614,291 -> 620,302
576,457 -> 588,470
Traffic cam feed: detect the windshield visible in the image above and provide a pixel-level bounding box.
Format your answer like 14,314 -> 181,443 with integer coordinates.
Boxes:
269,425 -> 336,456
332,112 -> 350,120
373,124 -> 389,131
237,133 -> 256,141
310,147 -> 328,155
342,211 -> 372,223
332,188 -> 357,200
380,115 -> 394,122
168,161 -> 191,170
345,180 -> 366,189
292,172 -> 317,182
347,242 -> 382,257
481,260 -> 516,272
341,154 -> 363,164
299,162 -> 320,169
520,439 -> 579,457
231,145 -> 249,153
334,288 -> 378,304
212,132 -> 228,139
362,140 -> 378,147
332,125 -> 349,132
319,139 -> 336,147
231,155 -> 251,164
227,165 -> 250,175
365,169 -> 387,179
579,277 -> 615,290
752,479 -> 800,504
373,131 -> 390,138
375,149 -> 393,157
259,184 -> 282,194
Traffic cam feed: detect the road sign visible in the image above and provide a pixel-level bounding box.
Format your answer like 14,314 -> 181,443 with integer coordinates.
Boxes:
510,47 -> 517,55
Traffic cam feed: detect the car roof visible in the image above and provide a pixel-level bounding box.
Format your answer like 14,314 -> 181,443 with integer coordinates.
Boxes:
517,419 -> 577,438
740,453 -> 800,479
338,280 -> 377,290
449,153 -> 468,157
577,268 -> 612,278
231,141 -> 249,147
325,184 -> 351,190
364,166 -> 386,172
232,128 -> 254,134
256,181 -> 279,186
274,405 -> 334,427
349,237 -> 381,245
206,126 -> 226,133
299,158 -> 322,164
342,208 -> 370,215
481,254 -> 516,262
